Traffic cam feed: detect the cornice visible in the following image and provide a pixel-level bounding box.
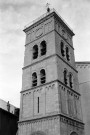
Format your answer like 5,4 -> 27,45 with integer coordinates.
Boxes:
24,29 -> 54,46
53,12 -> 75,36
76,61 -> 90,64
58,80 -> 81,96
22,54 -> 56,70
22,54 -> 78,73
55,29 -> 74,50
21,79 -> 80,96
18,113 -> 84,126
56,54 -> 78,73
23,9 -> 74,36
23,12 -> 54,33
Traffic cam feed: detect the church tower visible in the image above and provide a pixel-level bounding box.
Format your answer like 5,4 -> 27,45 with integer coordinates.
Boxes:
18,9 -> 84,135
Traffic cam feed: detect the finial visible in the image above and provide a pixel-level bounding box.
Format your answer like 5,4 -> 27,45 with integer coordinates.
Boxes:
46,3 -> 50,12
7,101 -> 10,112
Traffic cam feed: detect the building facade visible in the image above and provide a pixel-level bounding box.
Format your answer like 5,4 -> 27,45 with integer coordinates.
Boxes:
76,62 -> 90,135
0,99 -> 19,135
18,9 -> 84,135
0,99 -> 17,114
0,108 -> 19,135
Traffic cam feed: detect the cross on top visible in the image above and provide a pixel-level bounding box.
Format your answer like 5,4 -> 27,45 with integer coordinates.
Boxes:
46,3 -> 50,12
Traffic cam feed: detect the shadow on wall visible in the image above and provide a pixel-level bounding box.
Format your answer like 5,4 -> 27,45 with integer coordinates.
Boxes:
70,132 -> 78,135
31,131 -> 46,135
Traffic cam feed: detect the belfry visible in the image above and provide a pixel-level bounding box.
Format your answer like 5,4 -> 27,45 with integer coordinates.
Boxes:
18,8 -> 85,135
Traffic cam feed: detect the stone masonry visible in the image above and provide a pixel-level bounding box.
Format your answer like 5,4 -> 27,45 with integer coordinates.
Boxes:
18,9 -> 84,135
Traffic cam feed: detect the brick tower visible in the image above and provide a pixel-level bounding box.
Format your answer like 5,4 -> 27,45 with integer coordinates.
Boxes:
18,9 -> 84,135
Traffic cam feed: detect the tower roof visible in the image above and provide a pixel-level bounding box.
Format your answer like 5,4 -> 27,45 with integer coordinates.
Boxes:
23,8 -> 75,36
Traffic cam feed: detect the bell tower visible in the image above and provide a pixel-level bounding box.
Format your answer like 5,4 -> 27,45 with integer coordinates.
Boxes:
18,9 -> 84,135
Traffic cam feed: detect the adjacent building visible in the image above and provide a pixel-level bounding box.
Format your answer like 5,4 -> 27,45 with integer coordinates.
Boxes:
0,99 -> 17,114
18,9 -> 84,135
76,62 -> 90,135
0,99 -> 19,135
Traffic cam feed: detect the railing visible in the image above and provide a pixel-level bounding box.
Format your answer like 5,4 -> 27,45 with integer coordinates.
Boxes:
24,8 -> 55,29
24,8 -> 73,32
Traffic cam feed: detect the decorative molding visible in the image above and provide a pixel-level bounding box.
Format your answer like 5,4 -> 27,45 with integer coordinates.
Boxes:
58,81 -> 80,96
18,114 -> 59,125
76,63 -> 90,69
22,82 -> 56,94
21,79 -> 80,97
59,83 -> 82,121
56,54 -> 77,73
21,80 -> 57,93
55,29 -> 74,50
22,53 -> 77,75
35,27 -> 43,38
25,29 -> 54,47
19,113 -> 84,129
24,12 -> 54,32
25,19 -> 53,44
60,115 -> 84,129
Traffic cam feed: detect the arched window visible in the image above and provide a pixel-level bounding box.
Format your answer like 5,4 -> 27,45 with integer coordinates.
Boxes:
69,73 -> 73,88
61,41 -> 65,57
40,69 -> 46,84
32,72 -> 37,87
40,41 -> 46,56
63,69 -> 67,85
66,46 -> 70,61
70,132 -> 78,135
33,45 -> 38,59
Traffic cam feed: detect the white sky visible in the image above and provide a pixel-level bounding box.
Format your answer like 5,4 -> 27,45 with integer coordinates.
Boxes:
0,0 -> 90,107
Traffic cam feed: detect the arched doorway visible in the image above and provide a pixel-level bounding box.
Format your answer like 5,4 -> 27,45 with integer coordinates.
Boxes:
70,132 -> 78,135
